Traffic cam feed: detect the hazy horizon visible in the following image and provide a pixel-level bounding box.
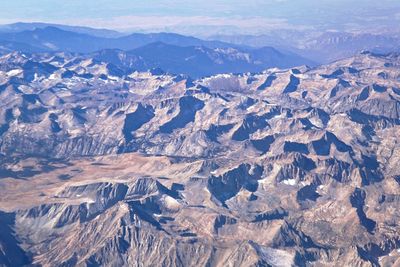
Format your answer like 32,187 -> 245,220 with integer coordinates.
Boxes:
0,0 -> 399,36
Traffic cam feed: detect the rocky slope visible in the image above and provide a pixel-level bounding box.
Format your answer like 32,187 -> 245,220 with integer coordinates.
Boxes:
1,51 -> 400,266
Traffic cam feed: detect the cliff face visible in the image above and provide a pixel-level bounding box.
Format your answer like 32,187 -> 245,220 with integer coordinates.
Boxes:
1,52 -> 400,266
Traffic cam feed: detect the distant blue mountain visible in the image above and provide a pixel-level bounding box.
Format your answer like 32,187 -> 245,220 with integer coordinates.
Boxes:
0,26 -> 241,53
209,31 -> 400,63
89,42 -> 315,78
0,22 -> 123,38
0,24 -> 317,77
0,40 -> 48,54
0,27 -> 108,53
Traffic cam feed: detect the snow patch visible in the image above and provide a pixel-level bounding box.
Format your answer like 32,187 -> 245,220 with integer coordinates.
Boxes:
43,42 -> 58,50
7,69 -> 23,76
48,73 -> 58,80
252,244 -> 295,267
161,195 -> 180,210
283,179 -> 297,186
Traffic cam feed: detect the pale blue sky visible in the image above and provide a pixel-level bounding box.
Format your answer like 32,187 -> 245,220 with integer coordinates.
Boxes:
0,0 -> 399,34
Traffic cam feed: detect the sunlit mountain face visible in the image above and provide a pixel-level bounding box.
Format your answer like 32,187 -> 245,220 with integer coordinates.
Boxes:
1,1 -> 400,266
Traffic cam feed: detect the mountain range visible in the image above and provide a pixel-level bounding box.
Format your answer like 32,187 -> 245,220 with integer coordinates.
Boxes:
0,22 -> 123,38
0,49 -> 400,266
209,30 -> 400,63
0,25 -> 316,78
1,22 -> 399,70
1,22 -> 400,267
